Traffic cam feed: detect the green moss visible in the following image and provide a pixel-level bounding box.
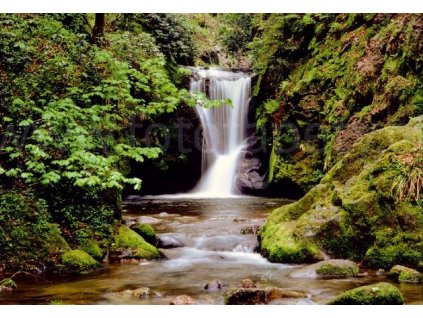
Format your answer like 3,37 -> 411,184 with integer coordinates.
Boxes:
388,265 -> 423,284
260,222 -> 320,263
316,262 -> 359,278
0,189 -> 71,272
61,249 -> 100,273
399,270 -> 423,283
328,283 -> 404,305
261,117 -> 423,267
79,239 -> 105,261
131,223 -> 157,246
364,231 -> 423,270
0,278 -> 17,292
113,225 -> 160,260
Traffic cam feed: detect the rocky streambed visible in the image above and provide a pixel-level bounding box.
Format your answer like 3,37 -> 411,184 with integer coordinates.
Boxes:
0,197 -> 422,305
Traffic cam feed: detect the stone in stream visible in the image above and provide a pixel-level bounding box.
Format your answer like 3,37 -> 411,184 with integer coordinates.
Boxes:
387,265 -> 423,283
289,259 -> 359,279
240,279 -> 256,288
232,217 -> 247,222
169,295 -> 195,305
137,216 -> 161,225
204,280 -> 228,291
240,225 -> 261,235
157,236 -> 184,249
376,269 -> 385,276
223,287 -> 307,305
116,287 -> 156,298
328,282 -> 404,305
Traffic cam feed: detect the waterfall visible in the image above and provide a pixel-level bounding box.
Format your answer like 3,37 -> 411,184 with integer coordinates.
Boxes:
190,68 -> 251,197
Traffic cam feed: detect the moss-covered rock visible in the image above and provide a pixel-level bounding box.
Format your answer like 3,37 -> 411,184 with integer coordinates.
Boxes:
290,259 -> 359,279
0,278 -> 17,293
113,225 -> 160,260
328,283 -> 404,305
79,239 -> 105,261
316,260 -> 359,278
256,15 -> 423,195
61,249 -> 101,273
388,265 -> 423,284
131,223 -> 157,246
260,117 -> 423,267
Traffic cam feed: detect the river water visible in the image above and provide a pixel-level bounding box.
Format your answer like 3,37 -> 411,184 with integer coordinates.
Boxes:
1,197 -> 422,305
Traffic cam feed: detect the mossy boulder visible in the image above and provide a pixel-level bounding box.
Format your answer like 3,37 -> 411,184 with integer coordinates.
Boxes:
79,239 -> 105,261
0,278 -> 17,293
131,223 -> 157,246
328,283 -> 404,305
388,265 -> 423,284
113,225 -> 160,260
260,117 -> 423,267
61,249 -> 101,273
290,259 -> 359,279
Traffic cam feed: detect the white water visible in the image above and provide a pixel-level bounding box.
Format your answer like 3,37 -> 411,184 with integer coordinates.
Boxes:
190,68 -> 252,198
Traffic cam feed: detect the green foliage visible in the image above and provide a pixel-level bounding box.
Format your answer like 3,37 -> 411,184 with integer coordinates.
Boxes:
0,14 -> 189,193
119,14 -> 196,66
0,188 -> 70,271
219,14 -> 255,56
0,14 -> 192,272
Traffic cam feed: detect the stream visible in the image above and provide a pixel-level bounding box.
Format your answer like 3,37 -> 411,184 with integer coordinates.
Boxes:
1,197 -> 422,305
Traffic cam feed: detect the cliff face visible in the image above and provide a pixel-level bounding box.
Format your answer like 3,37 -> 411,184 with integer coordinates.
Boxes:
250,14 -> 423,194
259,116 -> 422,269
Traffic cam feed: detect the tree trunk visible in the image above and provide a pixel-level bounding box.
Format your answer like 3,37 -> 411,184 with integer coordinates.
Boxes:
92,13 -> 105,46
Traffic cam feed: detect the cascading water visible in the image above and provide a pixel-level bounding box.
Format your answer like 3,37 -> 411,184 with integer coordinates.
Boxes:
190,68 -> 251,197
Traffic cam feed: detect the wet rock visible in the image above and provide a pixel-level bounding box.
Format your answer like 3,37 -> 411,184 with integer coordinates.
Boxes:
233,217 -> 247,222
157,236 -> 184,249
240,279 -> 256,288
116,287 -> 156,298
376,269 -> 385,276
224,287 -> 266,305
169,295 -> 195,305
240,225 -> 261,235
265,288 -> 308,302
124,217 -> 137,227
328,283 -> 404,305
108,248 -> 133,262
0,278 -> 17,293
137,216 -> 161,225
224,287 -> 307,305
388,265 -> 423,283
204,280 -> 227,291
289,259 -> 359,279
